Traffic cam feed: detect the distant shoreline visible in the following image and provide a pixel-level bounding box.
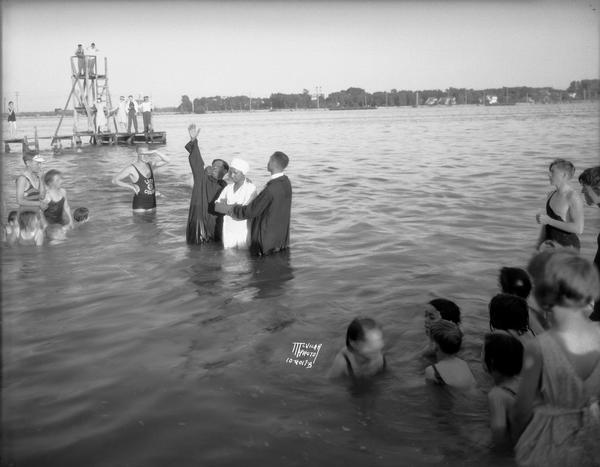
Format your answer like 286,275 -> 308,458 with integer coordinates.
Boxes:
3,100 -> 598,119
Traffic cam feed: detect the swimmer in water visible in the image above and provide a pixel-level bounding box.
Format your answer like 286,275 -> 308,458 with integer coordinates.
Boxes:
16,211 -> 45,246
423,298 -> 461,356
3,210 -> 19,244
328,317 -> 386,380
424,319 -> 476,390
112,146 -> 170,212
536,159 -> 583,251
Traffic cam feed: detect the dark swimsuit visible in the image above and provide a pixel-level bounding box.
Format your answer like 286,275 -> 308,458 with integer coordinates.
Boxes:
542,192 -> 580,250
343,352 -> 386,379
44,198 -> 66,224
8,109 -> 16,122
132,163 -> 156,210
432,364 -> 446,386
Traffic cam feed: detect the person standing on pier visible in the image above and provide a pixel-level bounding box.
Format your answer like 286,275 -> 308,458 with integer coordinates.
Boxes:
112,96 -> 128,132
112,146 -> 170,212
185,124 -> 229,244
7,101 -> 16,137
126,95 -> 139,134
141,96 -> 153,134
215,151 -> 292,256
93,98 -> 107,133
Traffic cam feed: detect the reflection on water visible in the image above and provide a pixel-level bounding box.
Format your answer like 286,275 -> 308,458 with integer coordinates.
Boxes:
2,104 -> 599,466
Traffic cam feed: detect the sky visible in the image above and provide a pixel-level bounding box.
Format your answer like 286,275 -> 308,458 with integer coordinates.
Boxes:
2,0 -> 599,111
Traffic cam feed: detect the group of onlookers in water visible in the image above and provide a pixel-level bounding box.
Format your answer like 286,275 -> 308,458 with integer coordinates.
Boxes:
328,160 -> 600,466
3,152 -> 89,246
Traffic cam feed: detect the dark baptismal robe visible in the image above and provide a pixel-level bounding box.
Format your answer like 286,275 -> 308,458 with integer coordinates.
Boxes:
232,175 -> 292,256
186,139 -> 227,244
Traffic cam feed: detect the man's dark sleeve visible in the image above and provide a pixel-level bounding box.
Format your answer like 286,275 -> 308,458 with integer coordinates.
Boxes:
232,185 -> 272,220
185,139 -> 205,177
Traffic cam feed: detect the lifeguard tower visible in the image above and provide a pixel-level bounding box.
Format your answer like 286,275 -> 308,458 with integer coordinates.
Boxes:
51,54 -> 166,148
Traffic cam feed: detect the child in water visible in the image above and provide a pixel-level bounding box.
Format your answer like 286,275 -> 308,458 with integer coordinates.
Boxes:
424,298 -> 461,356
499,267 -> 548,334
42,169 -> 73,241
73,207 -> 89,225
16,211 -> 44,246
489,293 -> 534,343
3,210 -> 19,244
328,318 -> 386,379
425,319 -> 476,390
482,332 -> 523,447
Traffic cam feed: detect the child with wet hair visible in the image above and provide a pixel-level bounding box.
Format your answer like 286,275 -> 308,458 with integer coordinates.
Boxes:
423,298 -> 461,356
17,210 -> 44,246
499,267 -> 548,333
425,319 -> 476,390
73,207 -> 89,224
489,293 -> 534,342
328,317 -> 386,380
482,333 -> 523,447
512,249 -> 600,466
3,210 -> 19,244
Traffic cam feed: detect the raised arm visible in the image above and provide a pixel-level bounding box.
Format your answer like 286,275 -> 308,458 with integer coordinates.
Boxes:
185,124 -> 205,177
510,340 -> 542,442
112,165 -> 139,194
150,150 -> 170,169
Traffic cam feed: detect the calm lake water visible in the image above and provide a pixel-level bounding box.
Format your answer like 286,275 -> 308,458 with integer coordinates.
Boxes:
2,103 -> 599,466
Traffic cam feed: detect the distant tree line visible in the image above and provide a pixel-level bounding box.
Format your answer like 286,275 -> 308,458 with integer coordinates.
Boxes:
176,79 -> 599,113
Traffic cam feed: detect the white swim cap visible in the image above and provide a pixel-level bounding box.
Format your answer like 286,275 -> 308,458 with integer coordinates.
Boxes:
230,158 -> 250,175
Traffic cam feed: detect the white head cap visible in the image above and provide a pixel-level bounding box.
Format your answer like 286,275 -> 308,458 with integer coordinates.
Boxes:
229,158 -> 250,175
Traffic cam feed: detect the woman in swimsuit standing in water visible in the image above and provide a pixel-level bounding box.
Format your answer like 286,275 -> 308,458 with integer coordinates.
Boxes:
112,146 -> 170,212
536,159 -> 584,251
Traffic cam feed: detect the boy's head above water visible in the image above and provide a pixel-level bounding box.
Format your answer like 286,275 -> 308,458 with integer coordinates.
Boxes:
499,267 -> 532,299
73,207 -> 89,223
346,318 -> 384,357
430,319 -> 462,355
7,211 -> 18,225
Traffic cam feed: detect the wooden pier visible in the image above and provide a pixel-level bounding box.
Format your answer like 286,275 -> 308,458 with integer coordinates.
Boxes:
3,130 -> 166,154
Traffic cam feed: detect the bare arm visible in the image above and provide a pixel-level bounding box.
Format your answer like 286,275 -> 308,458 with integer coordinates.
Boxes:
150,150 -> 170,169
112,166 -> 139,194
510,340 -> 542,442
16,176 -> 45,208
327,351 -> 348,379
62,190 -> 73,227
538,192 -> 584,235
488,390 -> 509,446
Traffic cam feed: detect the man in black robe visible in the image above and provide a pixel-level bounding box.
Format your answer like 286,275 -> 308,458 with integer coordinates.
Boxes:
215,151 -> 291,256
186,124 -> 229,244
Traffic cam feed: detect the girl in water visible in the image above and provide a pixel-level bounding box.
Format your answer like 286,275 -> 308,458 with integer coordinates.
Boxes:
328,318 -> 386,380
42,169 -> 73,240
512,249 -> 600,466
482,332 -> 523,447
489,293 -> 535,343
536,159 -> 584,251
15,211 -> 44,246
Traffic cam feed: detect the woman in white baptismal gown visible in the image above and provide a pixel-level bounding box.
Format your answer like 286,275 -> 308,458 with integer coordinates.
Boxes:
217,158 -> 257,249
